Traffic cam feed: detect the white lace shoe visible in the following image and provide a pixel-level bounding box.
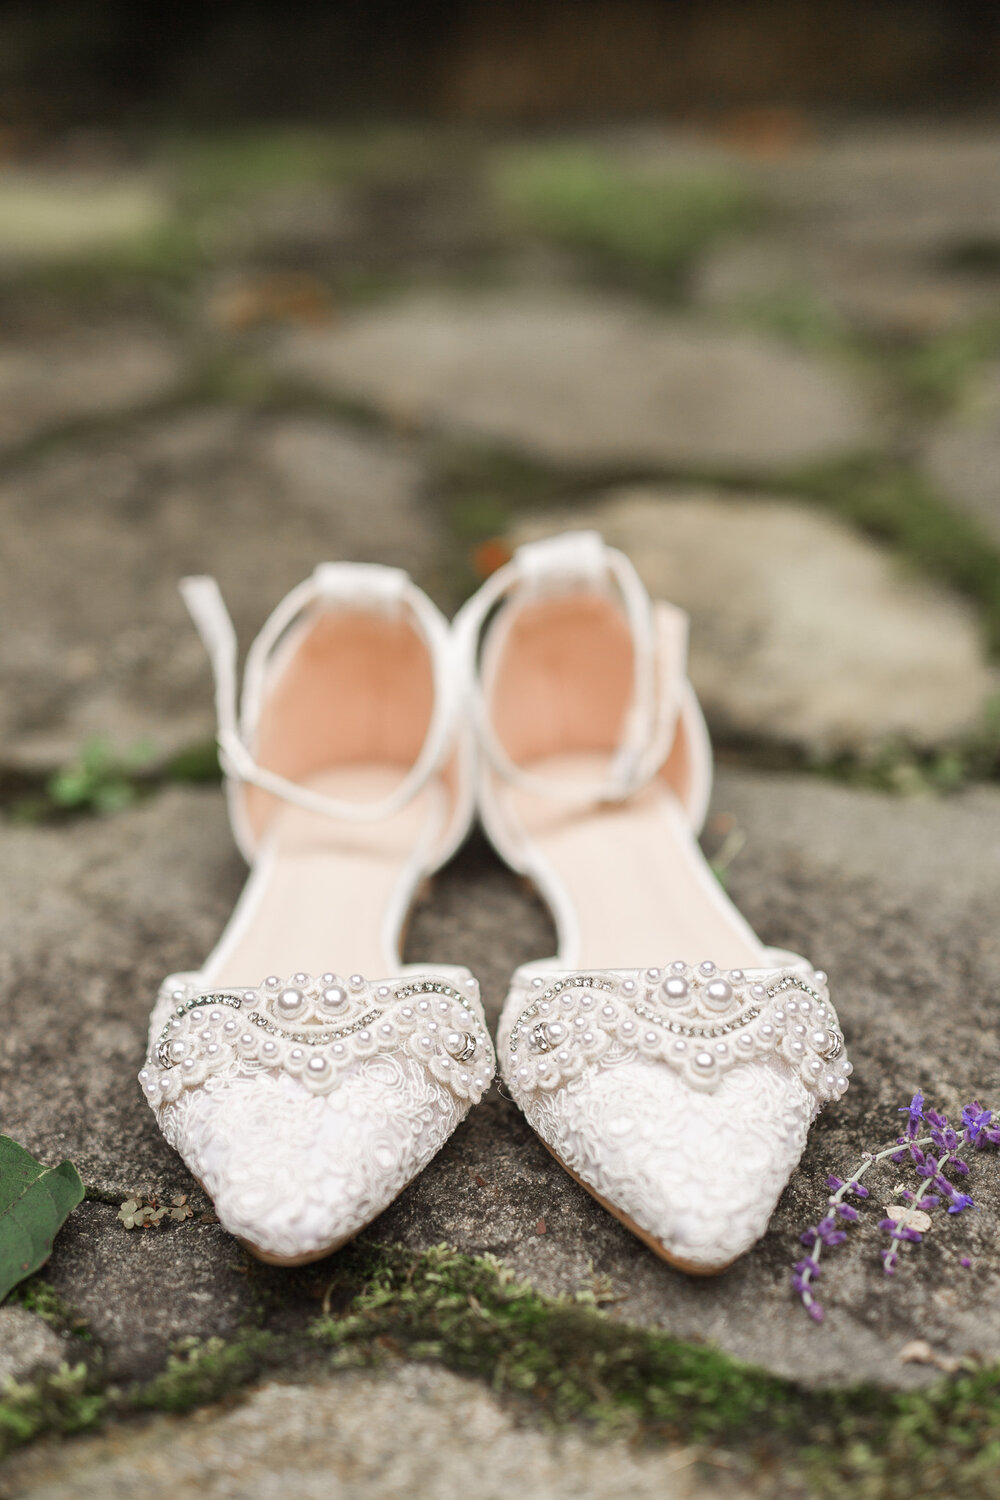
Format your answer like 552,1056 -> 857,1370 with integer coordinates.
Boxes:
455,531 -> 851,1274
139,564 -> 495,1265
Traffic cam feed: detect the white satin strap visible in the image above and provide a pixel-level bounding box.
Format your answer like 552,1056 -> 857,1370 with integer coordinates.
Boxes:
179,564 -> 456,824
454,531 -> 689,806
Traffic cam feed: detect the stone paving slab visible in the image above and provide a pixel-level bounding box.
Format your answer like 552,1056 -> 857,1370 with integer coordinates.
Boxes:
0,1310 -> 69,1386
680,124 -> 1000,338
755,127 -> 1000,257
507,488 -> 995,754
0,408 -> 440,769
0,325 -> 184,453
692,231 -> 1000,341
0,788 -> 237,1198
271,290 -> 874,473
921,363 -> 1000,546
4,772 -> 1000,1390
42,1203 -> 256,1383
0,1364 -> 747,1500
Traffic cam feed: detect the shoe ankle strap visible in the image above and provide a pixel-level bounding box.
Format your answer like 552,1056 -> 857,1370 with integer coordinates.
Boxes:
454,531 -> 688,806
180,564 -> 457,824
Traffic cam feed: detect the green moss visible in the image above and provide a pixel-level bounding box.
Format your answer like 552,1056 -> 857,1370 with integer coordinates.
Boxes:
809,704 -> 1000,794
46,737 -> 157,816
163,126 -> 466,210
900,316 -> 1000,412
723,284 -> 857,359
310,1244 -> 1000,1498
5,1243 -> 1000,1495
1,731 -> 225,825
490,144 -> 759,289
164,738 -> 221,786
0,1365 -> 105,1458
7,1280 -> 90,1341
129,1331 -> 274,1415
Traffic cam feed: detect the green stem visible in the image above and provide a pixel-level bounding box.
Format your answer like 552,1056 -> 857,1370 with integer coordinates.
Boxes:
883,1148 -> 953,1273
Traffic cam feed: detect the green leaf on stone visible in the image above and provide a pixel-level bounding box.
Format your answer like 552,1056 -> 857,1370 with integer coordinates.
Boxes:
0,1136 -> 84,1302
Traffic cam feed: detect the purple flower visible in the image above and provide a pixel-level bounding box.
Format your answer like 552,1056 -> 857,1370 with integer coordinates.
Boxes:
899,1092 -> 924,1138
793,1092 -> 999,1320
962,1102 -> 992,1145
817,1215 -> 847,1246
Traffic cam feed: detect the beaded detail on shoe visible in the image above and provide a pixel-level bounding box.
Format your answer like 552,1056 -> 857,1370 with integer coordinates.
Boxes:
501,962 -> 850,1104
141,969 -> 494,1108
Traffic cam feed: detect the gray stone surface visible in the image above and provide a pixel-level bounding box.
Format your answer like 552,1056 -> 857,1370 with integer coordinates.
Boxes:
0,1310 -> 68,1386
0,326 -> 183,451
507,488 -> 995,753
692,233 -> 998,341
758,127 -> 1000,258
0,408 -> 440,768
42,1203 -> 256,1382
921,363 -> 1000,544
0,788 -> 238,1197
271,291 -> 873,473
738,125 -> 1000,338
0,1364 -> 743,1500
4,773 -> 1000,1390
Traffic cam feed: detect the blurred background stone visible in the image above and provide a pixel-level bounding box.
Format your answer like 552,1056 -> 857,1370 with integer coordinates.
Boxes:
272,291 -> 874,473
0,410 -> 441,769
507,489 -> 995,753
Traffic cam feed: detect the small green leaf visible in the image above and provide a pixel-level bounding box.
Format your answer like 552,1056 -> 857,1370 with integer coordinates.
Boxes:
0,1136 -> 84,1301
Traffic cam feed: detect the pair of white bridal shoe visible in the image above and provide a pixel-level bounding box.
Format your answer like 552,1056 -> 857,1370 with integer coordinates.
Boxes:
140,531 -> 851,1272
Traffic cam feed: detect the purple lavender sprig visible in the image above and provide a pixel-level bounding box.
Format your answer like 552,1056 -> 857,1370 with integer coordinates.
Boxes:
792,1095 -> 999,1322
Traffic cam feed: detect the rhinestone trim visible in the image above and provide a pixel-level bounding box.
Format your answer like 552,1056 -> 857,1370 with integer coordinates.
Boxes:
144,972 -> 494,1105
503,964 -> 849,1102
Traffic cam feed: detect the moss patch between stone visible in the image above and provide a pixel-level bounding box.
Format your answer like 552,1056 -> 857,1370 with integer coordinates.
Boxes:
4,1244 -> 1000,1497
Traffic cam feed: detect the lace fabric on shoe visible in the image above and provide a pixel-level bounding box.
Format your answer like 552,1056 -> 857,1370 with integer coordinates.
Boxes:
496,959 -> 851,1269
143,968 -> 492,1260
